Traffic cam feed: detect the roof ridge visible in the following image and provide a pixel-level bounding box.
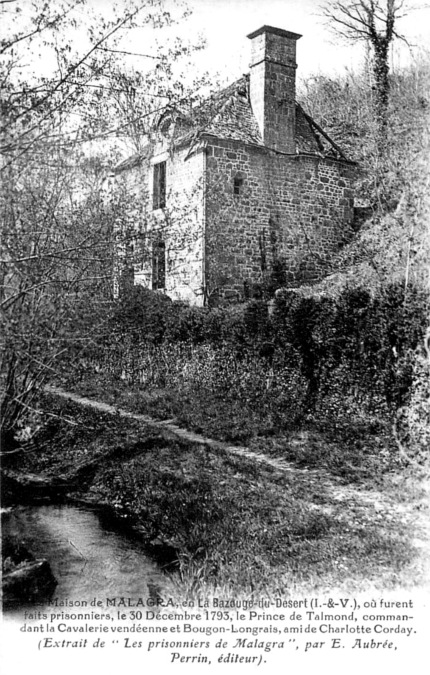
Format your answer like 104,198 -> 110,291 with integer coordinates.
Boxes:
115,74 -> 351,169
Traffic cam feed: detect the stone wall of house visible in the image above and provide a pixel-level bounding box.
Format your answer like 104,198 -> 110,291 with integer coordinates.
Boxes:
118,135 -> 355,306
204,138 -> 355,302
134,143 -> 206,305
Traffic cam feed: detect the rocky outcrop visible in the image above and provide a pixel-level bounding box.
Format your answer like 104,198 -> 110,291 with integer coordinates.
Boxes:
2,559 -> 57,608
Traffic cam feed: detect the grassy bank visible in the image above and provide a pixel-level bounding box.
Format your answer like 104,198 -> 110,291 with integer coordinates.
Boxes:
5,393 -> 429,599
65,369 -> 402,484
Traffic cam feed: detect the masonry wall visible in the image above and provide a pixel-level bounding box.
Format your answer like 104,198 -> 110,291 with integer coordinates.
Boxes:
204,138 -> 355,302
133,143 -> 206,305
249,30 -> 299,153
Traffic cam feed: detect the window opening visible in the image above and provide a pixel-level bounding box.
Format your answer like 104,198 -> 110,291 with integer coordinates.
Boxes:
160,118 -> 172,135
152,240 -> 166,290
233,176 -> 243,196
153,161 -> 166,209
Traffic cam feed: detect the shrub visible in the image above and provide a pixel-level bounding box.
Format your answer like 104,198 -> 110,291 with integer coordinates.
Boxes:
395,333 -> 430,466
112,286 -> 172,343
78,277 -> 427,436
272,282 -> 428,416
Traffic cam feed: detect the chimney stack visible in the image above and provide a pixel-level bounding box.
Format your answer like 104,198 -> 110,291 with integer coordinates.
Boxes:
247,26 -> 301,154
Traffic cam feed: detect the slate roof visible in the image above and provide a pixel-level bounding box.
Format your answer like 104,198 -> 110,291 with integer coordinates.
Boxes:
180,77 -> 263,148
174,75 -> 349,160
114,74 -> 350,172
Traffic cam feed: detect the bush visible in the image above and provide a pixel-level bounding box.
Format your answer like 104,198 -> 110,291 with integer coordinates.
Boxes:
395,334 -> 430,466
80,278 -> 427,436
272,282 -> 428,415
112,286 -> 172,343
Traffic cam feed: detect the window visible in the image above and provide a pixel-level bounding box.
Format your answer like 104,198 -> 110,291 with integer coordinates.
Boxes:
233,175 -> 243,196
159,118 -> 172,136
153,161 -> 166,209
152,240 -> 166,290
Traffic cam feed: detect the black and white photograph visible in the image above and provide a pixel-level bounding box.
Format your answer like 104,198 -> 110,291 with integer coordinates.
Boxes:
1,1 -> 429,673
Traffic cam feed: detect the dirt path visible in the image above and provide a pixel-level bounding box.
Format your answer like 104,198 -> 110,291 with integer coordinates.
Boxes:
46,384 -> 370,508
45,384 -> 316,475
44,385 -> 420,486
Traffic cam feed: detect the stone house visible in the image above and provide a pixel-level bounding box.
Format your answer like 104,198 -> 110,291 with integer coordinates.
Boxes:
114,25 -> 356,305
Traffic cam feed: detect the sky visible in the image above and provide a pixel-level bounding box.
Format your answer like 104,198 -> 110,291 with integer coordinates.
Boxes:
150,0 -> 430,84
184,0 -> 364,80
4,0 -> 430,95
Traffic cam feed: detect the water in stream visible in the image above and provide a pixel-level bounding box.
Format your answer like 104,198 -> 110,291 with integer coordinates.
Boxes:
2,504 -> 166,613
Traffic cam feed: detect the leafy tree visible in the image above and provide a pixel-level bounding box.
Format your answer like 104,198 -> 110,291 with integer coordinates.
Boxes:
321,0 -> 413,150
0,0 -> 205,447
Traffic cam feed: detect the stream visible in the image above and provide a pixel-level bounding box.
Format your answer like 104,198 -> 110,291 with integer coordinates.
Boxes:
2,504 -> 166,614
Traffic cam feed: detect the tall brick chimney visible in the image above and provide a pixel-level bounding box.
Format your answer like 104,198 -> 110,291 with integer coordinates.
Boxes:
247,26 -> 301,154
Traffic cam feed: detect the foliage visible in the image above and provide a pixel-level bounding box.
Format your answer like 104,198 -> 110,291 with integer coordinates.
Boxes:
395,328 -> 430,465
0,0 -> 206,447
1,151 -> 115,444
298,51 -> 430,450
320,0 -> 414,148
111,285 -> 172,341
273,283 -> 427,413
69,273 -> 428,460
301,55 -> 430,209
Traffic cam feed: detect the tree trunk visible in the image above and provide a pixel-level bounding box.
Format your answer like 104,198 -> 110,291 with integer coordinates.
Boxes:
373,38 -> 390,155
